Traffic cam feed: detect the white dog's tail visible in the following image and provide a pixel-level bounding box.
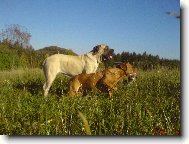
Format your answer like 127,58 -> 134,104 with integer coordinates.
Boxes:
42,59 -> 48,78
42,59 -> 49,96
42,58 -> 47,67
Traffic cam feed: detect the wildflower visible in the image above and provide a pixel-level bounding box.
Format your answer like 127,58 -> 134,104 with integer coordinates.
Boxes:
176,130 -> 180,135
47,119 -> 53,123
159,130 -> 164,135
168,130 -> 173,134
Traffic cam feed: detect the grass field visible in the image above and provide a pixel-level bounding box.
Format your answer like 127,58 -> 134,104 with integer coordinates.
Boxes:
0,68 -> 180,135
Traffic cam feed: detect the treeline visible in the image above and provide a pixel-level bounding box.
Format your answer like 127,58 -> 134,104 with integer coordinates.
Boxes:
105,51 -> 180,70
0,41 -> 180,70
0,41 -> 76,70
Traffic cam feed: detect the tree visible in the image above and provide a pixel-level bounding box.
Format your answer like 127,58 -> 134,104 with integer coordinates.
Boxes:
0,24 -> 31,48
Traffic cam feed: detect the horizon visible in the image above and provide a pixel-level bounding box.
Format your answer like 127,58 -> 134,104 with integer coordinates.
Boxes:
0,0 -> 180,60
38,45 -> 180,61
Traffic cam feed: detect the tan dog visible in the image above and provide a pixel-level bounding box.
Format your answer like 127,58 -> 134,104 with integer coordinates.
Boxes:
68,71 -> 104,96
68,62 -> 137,97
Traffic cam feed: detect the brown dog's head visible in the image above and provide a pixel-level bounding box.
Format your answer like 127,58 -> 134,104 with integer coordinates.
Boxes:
117,62 -> 138,83
117,62 -> 137,76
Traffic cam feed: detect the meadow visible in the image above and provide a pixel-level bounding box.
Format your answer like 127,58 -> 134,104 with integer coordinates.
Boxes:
0,68 -> 180,135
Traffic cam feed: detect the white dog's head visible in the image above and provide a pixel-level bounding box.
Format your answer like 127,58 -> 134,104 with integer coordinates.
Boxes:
91,44 -> 114,62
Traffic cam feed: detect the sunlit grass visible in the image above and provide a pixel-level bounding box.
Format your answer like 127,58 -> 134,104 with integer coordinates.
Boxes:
0,68 -> 180,135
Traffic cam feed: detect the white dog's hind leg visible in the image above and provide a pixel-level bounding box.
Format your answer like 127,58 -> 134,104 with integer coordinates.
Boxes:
43,72 -> 57,97
43,83 -> 49,97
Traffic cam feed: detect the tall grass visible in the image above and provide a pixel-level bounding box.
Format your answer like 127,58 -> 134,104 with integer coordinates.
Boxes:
0,68 -> 180,135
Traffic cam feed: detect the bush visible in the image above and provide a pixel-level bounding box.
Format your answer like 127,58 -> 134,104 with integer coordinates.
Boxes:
0,44 -> 20,70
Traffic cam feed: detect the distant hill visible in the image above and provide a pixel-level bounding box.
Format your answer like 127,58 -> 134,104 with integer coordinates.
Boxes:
36,46 -> 77,56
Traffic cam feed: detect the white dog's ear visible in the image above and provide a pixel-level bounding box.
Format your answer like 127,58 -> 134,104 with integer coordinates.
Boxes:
92,45 -> 100,55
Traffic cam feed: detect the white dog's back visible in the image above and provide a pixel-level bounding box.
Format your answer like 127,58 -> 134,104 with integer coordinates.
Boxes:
43,54 -> 98,76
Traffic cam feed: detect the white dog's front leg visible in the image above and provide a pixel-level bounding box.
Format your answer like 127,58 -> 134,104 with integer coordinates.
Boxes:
85,65 -> 98,74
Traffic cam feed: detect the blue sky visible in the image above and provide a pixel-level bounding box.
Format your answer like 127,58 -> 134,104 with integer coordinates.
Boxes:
0,0 -> 180,59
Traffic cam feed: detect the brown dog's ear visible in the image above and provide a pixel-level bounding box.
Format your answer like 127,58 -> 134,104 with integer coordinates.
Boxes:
133,68 -> 138,75
119,63 -> 128,71
126,63 -> 135,73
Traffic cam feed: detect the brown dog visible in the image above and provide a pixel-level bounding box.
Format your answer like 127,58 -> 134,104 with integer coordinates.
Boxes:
68,62 -> 137,97
68,71 -> 104,96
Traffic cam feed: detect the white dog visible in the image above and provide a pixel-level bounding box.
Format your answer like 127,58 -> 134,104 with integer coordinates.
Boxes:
43,44 -> 114,96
